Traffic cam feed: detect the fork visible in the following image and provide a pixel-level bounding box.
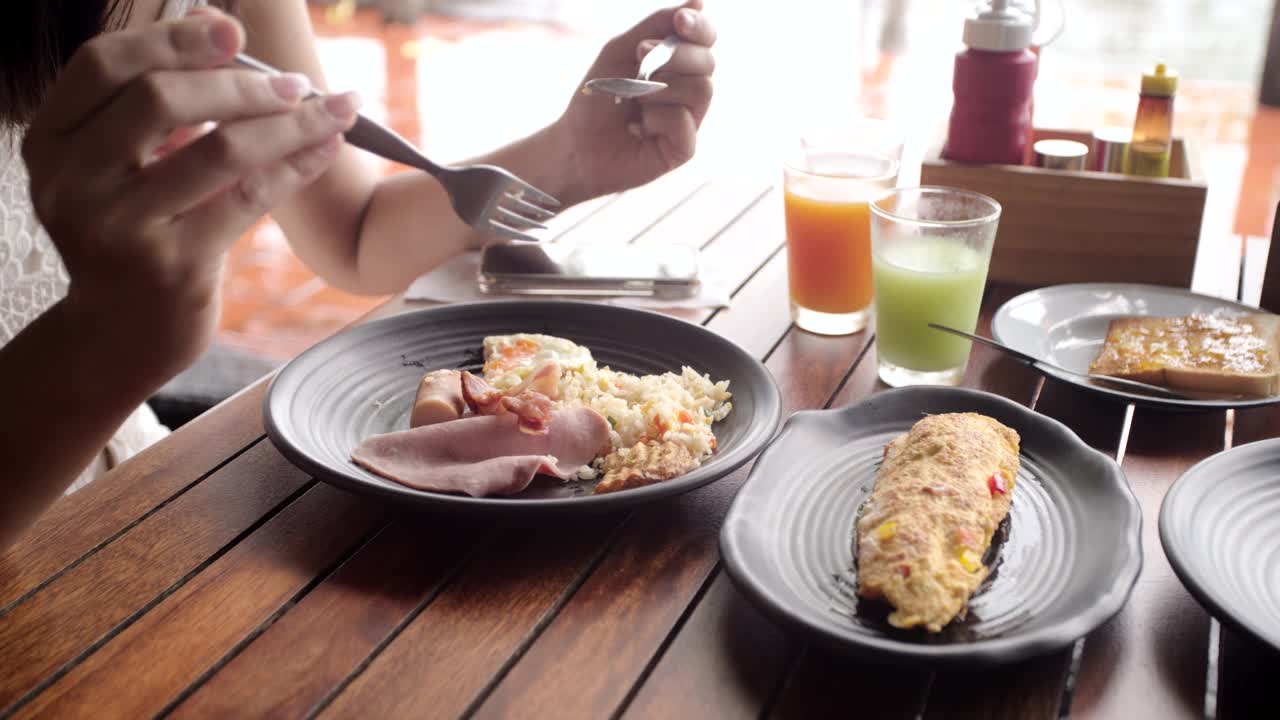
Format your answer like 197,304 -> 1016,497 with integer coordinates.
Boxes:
232,53 -> 559,243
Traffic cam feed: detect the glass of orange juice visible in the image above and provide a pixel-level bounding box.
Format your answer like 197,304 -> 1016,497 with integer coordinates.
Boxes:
784,121 -> 902,335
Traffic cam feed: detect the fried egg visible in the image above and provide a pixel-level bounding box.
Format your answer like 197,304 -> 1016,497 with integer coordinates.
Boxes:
482,334 -> 594,391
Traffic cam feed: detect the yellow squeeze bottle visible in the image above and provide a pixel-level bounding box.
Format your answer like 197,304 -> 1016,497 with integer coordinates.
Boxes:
1123,63 -> 1178,178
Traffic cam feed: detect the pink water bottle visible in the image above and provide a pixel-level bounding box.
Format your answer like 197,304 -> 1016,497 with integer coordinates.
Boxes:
943,0 -> 1038,165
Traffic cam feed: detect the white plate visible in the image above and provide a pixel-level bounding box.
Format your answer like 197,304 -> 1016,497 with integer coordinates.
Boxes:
991,283 -> 1280,410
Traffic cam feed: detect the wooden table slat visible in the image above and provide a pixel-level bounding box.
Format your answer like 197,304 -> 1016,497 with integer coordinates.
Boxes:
623,573 -> 794,720
0,382 -> 268,611
0,441 -> 309,712
550,165 -> 708,246
770,647 -> 929,720
15,483 -> 383,719
169,516 -> 468,719
633,177 -> 771,250
1070,408 -> 1221,720
315,514 -> 624,720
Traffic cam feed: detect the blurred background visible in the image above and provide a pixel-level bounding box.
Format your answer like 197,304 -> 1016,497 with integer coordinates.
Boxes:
162,0 -> 1277,424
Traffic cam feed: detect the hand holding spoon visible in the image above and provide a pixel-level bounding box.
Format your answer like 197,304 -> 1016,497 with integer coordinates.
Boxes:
584,35 -> 680,100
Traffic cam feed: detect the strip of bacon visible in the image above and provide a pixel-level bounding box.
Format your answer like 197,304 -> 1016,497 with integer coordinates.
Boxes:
501,392 -> 555,434
461,370 -> 555,435
460,370 -> 504,415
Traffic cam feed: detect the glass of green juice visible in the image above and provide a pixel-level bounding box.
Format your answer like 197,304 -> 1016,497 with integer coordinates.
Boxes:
869,187 -> 1001,387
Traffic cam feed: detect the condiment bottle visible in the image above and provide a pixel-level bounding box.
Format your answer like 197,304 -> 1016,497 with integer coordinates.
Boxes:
1123,63 -> 1178,178
942,0 -> 1038,165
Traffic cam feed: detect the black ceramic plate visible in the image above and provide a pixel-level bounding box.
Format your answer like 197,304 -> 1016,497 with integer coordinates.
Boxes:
720,386 -> 1143,667
1161,438 -> 1280,653
264,300 -> 781,515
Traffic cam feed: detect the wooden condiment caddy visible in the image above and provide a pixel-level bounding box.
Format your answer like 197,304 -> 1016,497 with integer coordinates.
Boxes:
920,128 -> 1207,287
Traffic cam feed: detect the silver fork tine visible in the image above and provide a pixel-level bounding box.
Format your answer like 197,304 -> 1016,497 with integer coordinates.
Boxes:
503,193 -> 557,220
507,178 -> 561,208
494,206 -> 547,230
487,219 -> 542,243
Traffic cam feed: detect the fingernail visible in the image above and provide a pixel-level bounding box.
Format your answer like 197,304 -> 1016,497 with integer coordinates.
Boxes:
676,9 -> 697,30
270,73 -> 311,101
324,92 -> 360,120
207,18 -> 240,56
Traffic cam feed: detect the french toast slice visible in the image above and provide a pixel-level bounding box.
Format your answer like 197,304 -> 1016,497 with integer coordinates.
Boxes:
1088,313 -> 1280,397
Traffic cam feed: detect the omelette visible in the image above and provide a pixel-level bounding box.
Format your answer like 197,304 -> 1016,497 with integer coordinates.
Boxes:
855,412 -> 1020,632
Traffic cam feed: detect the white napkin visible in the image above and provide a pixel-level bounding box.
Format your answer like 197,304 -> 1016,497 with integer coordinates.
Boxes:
404,250 -> 732,309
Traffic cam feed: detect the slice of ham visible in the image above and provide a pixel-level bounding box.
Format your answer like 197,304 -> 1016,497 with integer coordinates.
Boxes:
409,369 -> 465,428
350,407 -> 612,497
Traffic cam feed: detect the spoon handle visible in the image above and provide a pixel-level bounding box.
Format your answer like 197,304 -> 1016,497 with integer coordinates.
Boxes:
638,35 -> 680,81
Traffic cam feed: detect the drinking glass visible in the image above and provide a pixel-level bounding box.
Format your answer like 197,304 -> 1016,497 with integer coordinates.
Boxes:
783,121 -> 902,335
870,186 -> 1001,387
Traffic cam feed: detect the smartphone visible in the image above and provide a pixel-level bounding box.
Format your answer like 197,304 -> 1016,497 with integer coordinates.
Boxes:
478,243 -> 701,299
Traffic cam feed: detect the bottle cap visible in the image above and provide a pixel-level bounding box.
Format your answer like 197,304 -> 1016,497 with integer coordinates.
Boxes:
1090,127 -> 1131,173
963,0 -> 1035,51
1032,139 -> 1088,171
1141,63 -> 1178,97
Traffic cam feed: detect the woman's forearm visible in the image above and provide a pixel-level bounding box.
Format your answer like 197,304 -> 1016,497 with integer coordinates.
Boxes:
350,123 -> 580,293
272,121 -> 577,296
0,301 -> 163,549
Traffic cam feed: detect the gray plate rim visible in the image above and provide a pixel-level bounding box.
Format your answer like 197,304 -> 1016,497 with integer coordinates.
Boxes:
1159,437 -> 1280,653
719,385 -> 1144,667
263,299 -> 782,514
991,282 -> 1280,411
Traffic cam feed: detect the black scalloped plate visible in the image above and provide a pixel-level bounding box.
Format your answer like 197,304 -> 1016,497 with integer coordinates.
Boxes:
263,300 -> 781,515
1161,438 -> 1280,653
720,386 -> 1143,667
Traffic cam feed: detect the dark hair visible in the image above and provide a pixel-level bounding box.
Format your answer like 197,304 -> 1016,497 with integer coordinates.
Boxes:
0,0 -> 236,129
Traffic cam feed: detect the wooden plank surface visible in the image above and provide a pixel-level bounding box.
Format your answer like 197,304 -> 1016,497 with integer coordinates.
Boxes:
170,516 -> 468,719
0,381 -> 268,611
623,572 -> 794,720
0,176 -> 1247,720
1069,408 -> 1220,720
15,483 -> 383,718
0,440 -> 308,713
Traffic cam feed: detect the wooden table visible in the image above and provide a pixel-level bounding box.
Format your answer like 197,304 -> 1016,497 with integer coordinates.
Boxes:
2,170 -> 1277,719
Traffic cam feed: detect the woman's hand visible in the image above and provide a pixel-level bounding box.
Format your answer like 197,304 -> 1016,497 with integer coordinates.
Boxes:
20,7 -> 358,392
553,0 -> 717,203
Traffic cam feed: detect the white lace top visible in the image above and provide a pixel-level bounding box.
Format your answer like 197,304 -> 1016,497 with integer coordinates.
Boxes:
0,0 -> 202,493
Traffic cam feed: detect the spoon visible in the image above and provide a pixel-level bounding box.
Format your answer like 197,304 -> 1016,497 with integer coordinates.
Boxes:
584,34 -> 680,100
926,323 -> 1199,400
